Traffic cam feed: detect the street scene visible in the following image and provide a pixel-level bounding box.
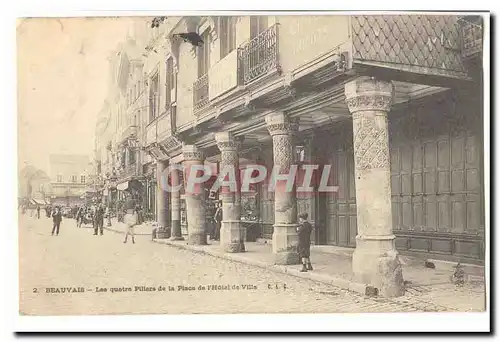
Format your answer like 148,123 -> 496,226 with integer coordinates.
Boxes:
17,14 -> 487,317
18,213 -> 485,315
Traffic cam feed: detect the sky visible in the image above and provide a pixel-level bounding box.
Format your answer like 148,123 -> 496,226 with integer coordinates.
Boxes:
17,17 -> 135,174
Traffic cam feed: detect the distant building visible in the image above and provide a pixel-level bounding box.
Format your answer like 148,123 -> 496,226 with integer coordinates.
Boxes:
49,154 -> 93,207
18,164 -> 51,206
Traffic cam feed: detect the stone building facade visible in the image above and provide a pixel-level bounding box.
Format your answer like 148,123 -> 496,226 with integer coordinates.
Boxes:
95,15 -> 485,296
49,154 -> 93,207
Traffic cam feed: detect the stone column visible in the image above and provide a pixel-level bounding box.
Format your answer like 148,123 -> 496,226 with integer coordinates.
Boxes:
182,145 -> 207,245
344,76 -> 405,297
215,132 -> 245,253
265,112 -> 300,265
156,160 -> 168,231
169,164 -> 184,240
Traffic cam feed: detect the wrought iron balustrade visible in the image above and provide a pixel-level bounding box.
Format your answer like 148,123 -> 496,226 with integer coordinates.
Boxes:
239,24 -> 280,85
193,74 -> 209,112
458,16 -> 483,59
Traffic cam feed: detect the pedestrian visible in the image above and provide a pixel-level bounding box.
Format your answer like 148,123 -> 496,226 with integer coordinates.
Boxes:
297,212 -> 313,272
76,206 -> 83,227
36,205 -> 41,219
123,194 -> 137,244
94,204 -> 105,236
213,201 -> 222,241
105,205 -> 112,227
51,206 -> 63,236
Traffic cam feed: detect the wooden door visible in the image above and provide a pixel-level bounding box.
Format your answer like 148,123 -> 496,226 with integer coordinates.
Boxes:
325,125 -> 357,247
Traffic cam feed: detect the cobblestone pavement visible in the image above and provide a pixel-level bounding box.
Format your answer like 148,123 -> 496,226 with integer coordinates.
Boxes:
19,215 -> 451,316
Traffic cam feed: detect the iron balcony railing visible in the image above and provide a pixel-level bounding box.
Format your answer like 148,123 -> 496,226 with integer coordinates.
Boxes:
458,16 -> 483,59
239,24 -> 280,85
193,73 -> 209,112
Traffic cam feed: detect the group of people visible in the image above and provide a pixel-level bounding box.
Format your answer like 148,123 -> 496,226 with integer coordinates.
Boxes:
75,204 -> 110,236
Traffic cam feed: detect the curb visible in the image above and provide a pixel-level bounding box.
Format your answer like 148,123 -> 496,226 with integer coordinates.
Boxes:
152,238 -> 374,297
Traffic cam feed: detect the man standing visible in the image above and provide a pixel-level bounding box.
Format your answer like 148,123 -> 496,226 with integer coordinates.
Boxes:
123,194 -> 137,244
36,205 -> 40,219
213,201 -> 222,241
297,212 -> 313,272
94,204 -> 105,236
51,206 -> 63,236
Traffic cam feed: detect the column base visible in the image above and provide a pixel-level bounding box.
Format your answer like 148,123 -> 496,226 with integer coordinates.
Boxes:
352,235 -> 405,297
188,232 -> 207,245
170,236 -> 185,241
221,220 -> 245,253
272,223 -> 300,265
170,220 -> 184,240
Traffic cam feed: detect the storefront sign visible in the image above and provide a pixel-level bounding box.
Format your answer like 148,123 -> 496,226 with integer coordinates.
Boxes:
209,49 -> 239,101
117,182 -> 129,191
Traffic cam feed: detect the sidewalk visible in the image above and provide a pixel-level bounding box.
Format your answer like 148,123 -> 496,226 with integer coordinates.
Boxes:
151,237 -> 486,312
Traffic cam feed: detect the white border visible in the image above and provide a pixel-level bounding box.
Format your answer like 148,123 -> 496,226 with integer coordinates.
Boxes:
3,0 -> 493,336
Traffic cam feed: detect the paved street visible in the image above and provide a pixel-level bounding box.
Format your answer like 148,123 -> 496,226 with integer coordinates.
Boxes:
18,214 -> 432,316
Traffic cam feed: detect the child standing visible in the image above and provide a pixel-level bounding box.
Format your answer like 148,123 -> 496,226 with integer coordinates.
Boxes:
297,212 -> 313,272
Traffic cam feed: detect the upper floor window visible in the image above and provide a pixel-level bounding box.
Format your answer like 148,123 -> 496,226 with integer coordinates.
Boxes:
81,175 -> 86,184
71,175 -> 77,183
197,29 -> 211,78
250,16 -> 268,39
220,17 -> 236,59
57,175 -> 63,183
149,73 -> 160,122
129,148 -> 136,165
165,57 -> 174,110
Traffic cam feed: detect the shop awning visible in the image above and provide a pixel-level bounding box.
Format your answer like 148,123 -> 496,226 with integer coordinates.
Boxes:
29,199 -> 36,205
33,198 -> 45,205
117,181 -> 129,191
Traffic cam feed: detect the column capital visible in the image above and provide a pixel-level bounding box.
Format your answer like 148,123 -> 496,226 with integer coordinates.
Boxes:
265,112 -> 299,136
215,132 -> 243,152
344,77 -> 394,114
182,144 -> 204,162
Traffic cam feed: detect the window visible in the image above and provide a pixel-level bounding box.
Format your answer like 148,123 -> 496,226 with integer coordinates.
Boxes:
149,73 -> 160,121
121,151 -> 126,169
57,175 -> 63,183
220,17 -> 236,59
71,175 -> 77,183
81,175 -> 86,184
197,30 -> 211,78
165,57 -> 174,110
250,16 -> 268,39
129,148 -> 136,165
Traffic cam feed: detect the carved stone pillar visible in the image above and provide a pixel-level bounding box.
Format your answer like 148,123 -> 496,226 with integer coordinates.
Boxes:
156,160 -> 168,231
345,76 -> 405,297
265,112 -> 300,265
169,164 -> 184,241
215,132 -> 245,253
182,145 -> 207,245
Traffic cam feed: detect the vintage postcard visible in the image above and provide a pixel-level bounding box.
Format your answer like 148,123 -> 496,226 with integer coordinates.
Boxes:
17,12 -> 489,326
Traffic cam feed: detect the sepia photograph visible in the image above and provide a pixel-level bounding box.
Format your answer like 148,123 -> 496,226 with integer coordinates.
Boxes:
13,7 -> 490,332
